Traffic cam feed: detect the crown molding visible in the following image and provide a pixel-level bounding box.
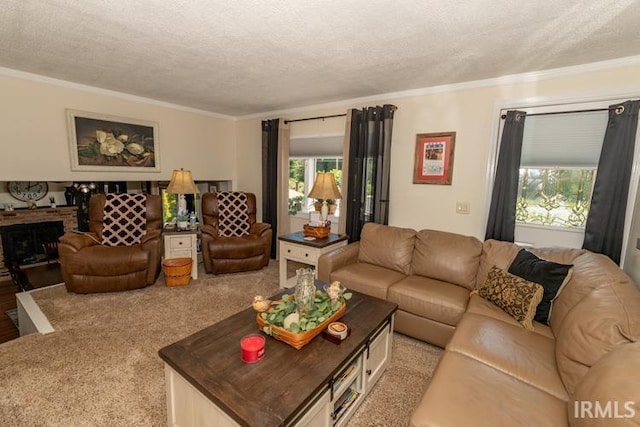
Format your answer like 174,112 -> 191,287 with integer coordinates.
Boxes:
3,54 -> 640,122
241,54 -> 640,120
0,66 -> 236,121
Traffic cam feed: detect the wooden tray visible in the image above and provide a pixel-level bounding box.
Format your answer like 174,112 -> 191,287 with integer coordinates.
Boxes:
256,300 -> 346,350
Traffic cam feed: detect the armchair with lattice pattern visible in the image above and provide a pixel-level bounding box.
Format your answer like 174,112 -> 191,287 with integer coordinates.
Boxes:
58,193 -> 162,293
200,192 -> 272,275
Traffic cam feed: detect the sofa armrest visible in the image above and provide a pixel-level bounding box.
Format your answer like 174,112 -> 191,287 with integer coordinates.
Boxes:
318,242 -> 360,283
250,222 -> 272,237
58,232 -> 100,253
201,224 -> 218,240
140,228 -> 161,245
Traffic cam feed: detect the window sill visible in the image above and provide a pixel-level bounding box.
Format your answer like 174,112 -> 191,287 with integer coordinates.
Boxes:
515,222 -> 584,234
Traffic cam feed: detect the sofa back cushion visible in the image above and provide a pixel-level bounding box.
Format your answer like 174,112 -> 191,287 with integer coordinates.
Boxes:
549,251 -> 630,334
358,223 -> 415,275
477,239 -> 522,289
412,229 -> 482,289
555,279 -> 640,395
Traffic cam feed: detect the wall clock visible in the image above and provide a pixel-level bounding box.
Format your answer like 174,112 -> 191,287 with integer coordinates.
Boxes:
7,181 -> 49,202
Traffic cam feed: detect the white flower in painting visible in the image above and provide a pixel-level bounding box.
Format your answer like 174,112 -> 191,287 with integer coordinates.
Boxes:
117,134 -> 129,142
125,142 -> 145,155
96,130 -> 124,157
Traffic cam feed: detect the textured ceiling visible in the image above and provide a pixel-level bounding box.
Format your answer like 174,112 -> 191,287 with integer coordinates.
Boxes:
1,0 -> 640,117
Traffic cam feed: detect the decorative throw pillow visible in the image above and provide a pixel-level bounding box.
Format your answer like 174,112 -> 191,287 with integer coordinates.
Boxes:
508,249 -> 573,325
101,194 -> 147,246
216,192 -> 251,237
474,266 -> 544,330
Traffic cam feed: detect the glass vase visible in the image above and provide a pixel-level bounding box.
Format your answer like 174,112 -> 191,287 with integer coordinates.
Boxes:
294,268 -> 316,318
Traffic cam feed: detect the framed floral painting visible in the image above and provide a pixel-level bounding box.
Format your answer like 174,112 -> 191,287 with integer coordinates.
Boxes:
66,109 -> 160,172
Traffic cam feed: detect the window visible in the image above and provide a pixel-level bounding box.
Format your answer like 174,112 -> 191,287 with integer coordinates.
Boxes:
515,110 -> 607,231
160,186 -> 197,224
289,157 -> 343,215
516,168 -> 595,228
288,134 -> 344,217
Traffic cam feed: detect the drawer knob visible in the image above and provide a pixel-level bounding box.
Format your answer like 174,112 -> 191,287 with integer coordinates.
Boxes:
305,253 -> 308,257
366,369 -> 372,376
179,242 -> 183,245
287,249 -> 291,253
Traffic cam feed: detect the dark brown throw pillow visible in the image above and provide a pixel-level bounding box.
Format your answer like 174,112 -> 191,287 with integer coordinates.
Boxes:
475,266 -> 544,330
508,249 -> 573,325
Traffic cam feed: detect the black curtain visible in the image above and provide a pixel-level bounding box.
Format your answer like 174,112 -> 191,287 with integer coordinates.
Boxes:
485,110 -> 527,241
345,104 -> 396,243
583,100 -> 640,264
262,119 -> 279,259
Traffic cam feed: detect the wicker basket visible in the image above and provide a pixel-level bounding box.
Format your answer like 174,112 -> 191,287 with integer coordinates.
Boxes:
256,300 -> 346,350
162,257 -> 193,287
303,224 -> 331,239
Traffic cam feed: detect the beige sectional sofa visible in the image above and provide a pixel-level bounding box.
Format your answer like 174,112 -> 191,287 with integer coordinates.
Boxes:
317,223 -> 640,426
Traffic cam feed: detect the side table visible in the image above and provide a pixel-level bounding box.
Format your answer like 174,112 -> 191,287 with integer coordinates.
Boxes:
163,229 -> 198,279
278,231 -> 348,288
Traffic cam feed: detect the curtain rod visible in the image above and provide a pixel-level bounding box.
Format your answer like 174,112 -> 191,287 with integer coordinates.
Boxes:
284,113 -> 347,124
501,105 -> 626,120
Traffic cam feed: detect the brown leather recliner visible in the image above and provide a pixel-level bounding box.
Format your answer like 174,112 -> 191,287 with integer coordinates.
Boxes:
59,193 -> 163,293
201,192 -> 272,275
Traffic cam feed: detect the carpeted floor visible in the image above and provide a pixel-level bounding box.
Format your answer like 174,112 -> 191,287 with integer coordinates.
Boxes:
0,261 -> 442,426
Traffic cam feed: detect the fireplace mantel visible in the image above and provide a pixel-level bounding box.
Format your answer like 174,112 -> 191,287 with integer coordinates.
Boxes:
0,206 -> 77,274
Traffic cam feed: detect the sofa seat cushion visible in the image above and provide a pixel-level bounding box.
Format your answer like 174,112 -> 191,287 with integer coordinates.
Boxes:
330,263 -> 406,300
65,244 -> 149,275
207,235 -> 266,259
410,351 -> 568,427
358,223 -> 416,275
466,294 -> 554,338
447,312 -> 568,400
411,229 -> 482,290
387,276 -> 469,327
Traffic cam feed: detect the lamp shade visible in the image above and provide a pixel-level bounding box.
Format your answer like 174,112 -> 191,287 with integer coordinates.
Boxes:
166,168 -> 198,194
308,172 -> 342,200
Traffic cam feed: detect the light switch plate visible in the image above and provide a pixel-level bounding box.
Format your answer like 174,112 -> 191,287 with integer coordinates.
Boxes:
456,201 -> 470,215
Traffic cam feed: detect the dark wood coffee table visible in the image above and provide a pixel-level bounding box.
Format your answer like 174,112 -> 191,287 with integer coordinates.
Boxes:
159,289 -> 397,426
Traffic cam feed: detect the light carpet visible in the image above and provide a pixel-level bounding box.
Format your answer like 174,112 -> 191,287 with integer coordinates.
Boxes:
0,261 -> 442,426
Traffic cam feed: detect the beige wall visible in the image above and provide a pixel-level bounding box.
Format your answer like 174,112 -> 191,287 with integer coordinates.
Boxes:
0,74 -> 236,183
3,63 -> 640,249
236,63 -> 640,241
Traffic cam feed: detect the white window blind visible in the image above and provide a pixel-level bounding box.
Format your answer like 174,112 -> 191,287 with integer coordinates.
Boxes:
290,135 -> 343,157
520,111 -> 608,167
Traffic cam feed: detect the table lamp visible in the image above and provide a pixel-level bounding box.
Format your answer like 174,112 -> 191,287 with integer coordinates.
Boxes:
167,168 -> 198,222
308,172 -> 342,223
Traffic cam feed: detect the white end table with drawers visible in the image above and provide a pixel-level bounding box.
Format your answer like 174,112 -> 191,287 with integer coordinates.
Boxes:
163,229 -> 198,279
278,231 -> 348,288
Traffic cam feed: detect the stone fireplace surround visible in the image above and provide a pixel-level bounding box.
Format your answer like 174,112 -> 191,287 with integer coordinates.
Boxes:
0,206 -> 77,275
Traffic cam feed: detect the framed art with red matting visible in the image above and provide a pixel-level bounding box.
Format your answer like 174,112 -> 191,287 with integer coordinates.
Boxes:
413,132 -> 456,185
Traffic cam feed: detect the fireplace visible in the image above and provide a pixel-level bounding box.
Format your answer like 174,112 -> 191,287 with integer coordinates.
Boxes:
0,206 -> 78,274
1,221 -> 64,267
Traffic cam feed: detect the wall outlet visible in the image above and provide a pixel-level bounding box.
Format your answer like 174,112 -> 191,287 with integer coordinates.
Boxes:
456,201 -> 470,215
